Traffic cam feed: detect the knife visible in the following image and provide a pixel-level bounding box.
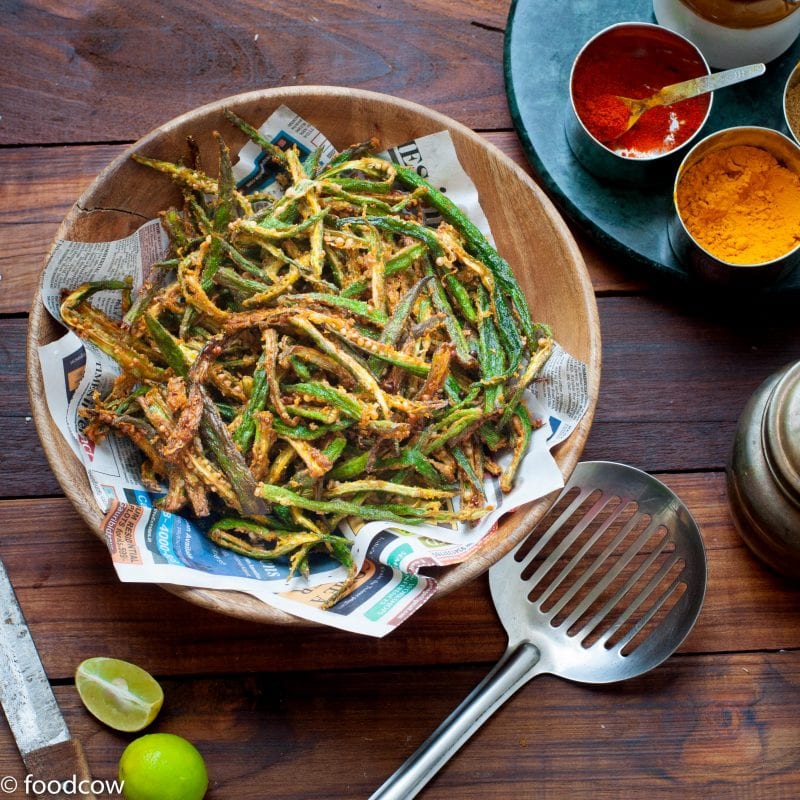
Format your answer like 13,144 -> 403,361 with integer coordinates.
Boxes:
0,556 -> 96,800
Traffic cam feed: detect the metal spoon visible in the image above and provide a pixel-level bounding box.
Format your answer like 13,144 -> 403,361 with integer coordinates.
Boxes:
612,61 -> 766,138
370,461 -> 707,800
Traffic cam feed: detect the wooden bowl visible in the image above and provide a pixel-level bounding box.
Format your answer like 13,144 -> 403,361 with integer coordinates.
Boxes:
27,86 -> 601,626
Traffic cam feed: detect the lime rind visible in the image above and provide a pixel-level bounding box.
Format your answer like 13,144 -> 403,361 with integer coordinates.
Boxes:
119,733 -> 208,800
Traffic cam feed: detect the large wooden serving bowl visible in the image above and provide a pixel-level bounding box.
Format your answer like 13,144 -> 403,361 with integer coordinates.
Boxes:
27,86 -> 601,626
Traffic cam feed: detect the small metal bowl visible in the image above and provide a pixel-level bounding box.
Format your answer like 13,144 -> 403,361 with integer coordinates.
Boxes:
783,60 -> 800,145
565,22 -> 712,187
668,126 -> 800,286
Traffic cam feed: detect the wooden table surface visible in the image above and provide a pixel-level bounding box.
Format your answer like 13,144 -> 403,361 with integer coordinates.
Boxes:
3,2 -> 800,798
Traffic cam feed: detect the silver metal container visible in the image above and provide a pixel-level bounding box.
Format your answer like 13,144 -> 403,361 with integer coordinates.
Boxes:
565,22 -> 712,187
783,60 -> 800,146
728,360 -> 800,577
668,126 -> 800,286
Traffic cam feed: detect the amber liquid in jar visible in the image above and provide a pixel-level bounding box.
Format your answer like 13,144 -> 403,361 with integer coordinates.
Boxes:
679,0 -> 800,27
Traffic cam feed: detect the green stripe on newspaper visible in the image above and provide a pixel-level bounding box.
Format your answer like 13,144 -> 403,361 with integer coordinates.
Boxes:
387,543 -> 412,569
366,573 -> 419,621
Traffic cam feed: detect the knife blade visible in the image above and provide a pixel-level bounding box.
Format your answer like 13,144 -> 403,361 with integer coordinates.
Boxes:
0,556 -> 96,800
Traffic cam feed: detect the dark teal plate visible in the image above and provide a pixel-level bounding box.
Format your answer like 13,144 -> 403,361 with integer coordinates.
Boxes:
504,0 -> 800,294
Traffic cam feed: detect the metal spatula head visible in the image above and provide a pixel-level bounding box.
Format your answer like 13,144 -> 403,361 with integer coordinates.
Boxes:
490,460 -> 707,683
370,461 -> 707,800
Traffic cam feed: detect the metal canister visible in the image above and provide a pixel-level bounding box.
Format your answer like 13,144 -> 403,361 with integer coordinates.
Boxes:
727,360 -> 800,576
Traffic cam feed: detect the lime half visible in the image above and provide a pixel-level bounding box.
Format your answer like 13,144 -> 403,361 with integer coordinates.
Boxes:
75,657 -> 164,732
119,733 -> 208,800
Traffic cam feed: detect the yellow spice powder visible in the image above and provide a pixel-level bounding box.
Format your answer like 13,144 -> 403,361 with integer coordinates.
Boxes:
676,144 -> 800,265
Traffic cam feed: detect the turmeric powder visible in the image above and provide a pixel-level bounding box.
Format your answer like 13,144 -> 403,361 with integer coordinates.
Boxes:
676,144 -> 800,265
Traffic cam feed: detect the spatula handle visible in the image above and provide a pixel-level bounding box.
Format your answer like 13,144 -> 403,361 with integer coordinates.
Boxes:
369,642 -> 543,800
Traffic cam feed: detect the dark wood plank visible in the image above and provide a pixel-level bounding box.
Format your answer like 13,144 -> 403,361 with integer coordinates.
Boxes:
0,146 -> 123,226
1,473 -> 798,682
1,651 -> 798,799
0,417 -> 62,499
1,0 -> 510,147
0,318 -> 33,412
0,222 -> 60,315
0,318 -> 63,497
0,143 -> 127,314
594,294 -> 800,424
582,421 -> 738,473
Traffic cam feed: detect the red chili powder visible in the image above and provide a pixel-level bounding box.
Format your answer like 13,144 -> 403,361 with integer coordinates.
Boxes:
583,94 -> 632,143
572,31 -> 710,157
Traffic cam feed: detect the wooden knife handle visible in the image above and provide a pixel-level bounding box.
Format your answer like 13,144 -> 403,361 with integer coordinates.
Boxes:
23,739 -> 99,800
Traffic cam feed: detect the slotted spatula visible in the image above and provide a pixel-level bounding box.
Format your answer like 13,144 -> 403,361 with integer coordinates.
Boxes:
370,461 -> 707,800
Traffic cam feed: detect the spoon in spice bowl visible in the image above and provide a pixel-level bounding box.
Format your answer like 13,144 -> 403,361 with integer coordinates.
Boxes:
599,62 -> 766,142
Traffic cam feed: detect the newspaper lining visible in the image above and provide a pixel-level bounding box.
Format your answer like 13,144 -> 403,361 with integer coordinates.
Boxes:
38,106 -> 590,637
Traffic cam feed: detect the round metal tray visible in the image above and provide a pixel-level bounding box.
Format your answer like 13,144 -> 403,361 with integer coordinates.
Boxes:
505,0 -> 800,296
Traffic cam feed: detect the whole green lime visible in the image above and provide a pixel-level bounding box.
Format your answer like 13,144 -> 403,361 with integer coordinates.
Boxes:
119,733 -> 208,800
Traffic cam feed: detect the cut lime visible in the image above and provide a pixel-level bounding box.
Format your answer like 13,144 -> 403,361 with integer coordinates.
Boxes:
75,657 -> 164,732
119,733 -> 208,800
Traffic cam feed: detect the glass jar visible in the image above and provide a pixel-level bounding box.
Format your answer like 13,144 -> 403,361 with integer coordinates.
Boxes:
727,360 -> 800,578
